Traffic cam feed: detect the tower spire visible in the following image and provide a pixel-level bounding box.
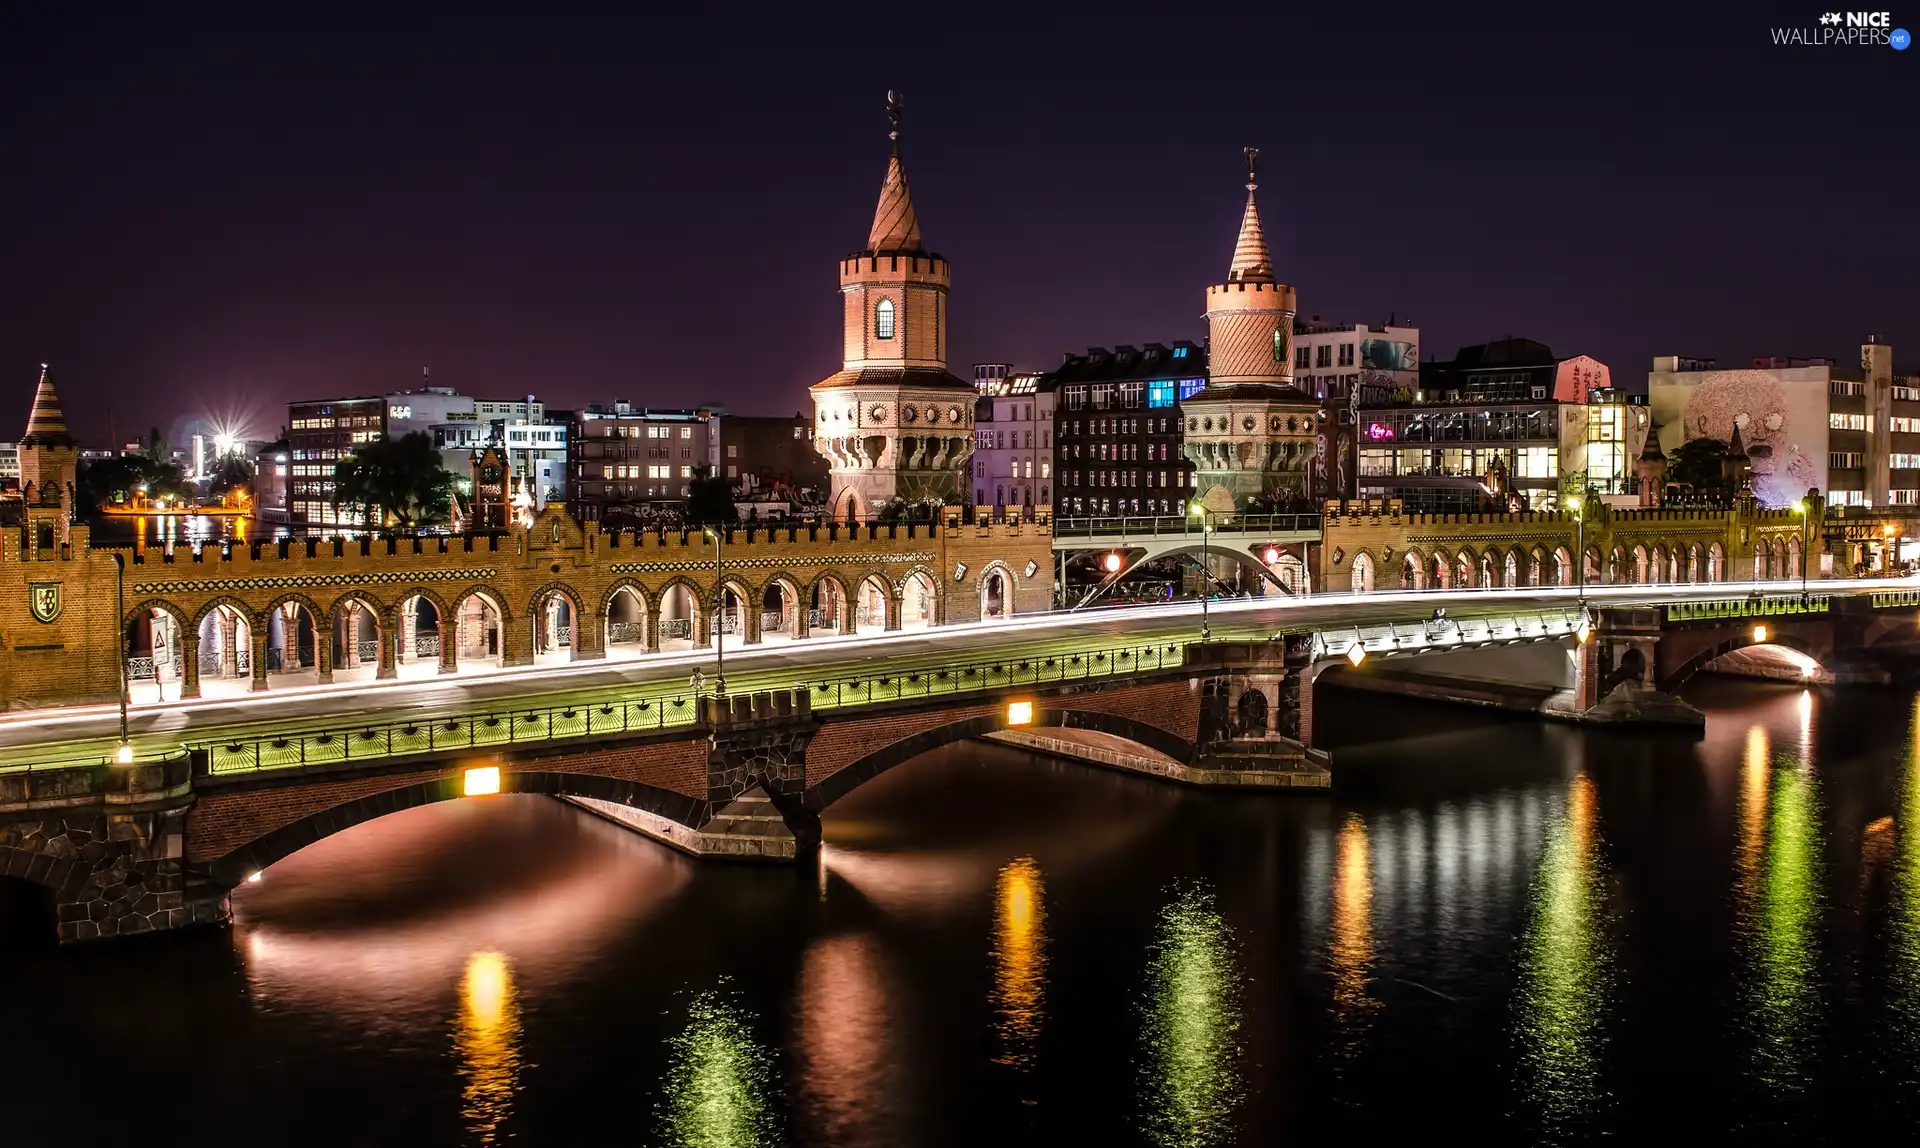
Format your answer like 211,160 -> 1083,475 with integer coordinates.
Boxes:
1227,146 -> 1274,284
867,90 -> 923,252
22,362 -> 74,447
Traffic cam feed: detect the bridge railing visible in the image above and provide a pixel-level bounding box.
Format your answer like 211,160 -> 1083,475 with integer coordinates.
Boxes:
198,639 -> 1189,777
1872,588 -> 1920,610
1051,513 -> 1323,539
1665,595 -> 1831,623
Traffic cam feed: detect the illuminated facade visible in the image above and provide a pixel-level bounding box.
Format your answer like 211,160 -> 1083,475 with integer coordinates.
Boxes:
1051,343 -> 1199,518
810,95 -> 975,520
1293,317 -> 1421,402
971,370 -> 1054,514
286,395 -> 384,528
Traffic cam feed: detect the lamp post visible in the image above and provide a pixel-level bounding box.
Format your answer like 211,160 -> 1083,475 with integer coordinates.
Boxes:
1569,494 -> 1586,611
703,525 -> 727,697
1794,497 -> 1811,599
113,553 -> 131,762
1188,501 -> 1211,641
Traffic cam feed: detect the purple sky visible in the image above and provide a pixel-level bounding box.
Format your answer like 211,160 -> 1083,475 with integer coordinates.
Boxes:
3,5 -> 1915,446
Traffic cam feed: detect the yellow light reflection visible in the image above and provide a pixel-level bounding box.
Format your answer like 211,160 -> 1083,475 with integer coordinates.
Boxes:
1139,887 -> 1243,1147
660,989 -> 780,1148
1517,772 -> 1611,1129
1890,696 -> 1920,1052
991,857 -> 1047,1074
455,950 -> 521,1145
1737,724 -> 1772,908
1329,815 -> 1373,1031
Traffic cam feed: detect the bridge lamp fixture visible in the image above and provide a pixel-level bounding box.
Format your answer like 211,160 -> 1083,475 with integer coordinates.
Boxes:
1345,643 -> 1367,667
247,871 -> 262,884
463,765 -> 502,797
114,743 -> 134,764
1752,623 -> 1769,644
1263,546 -> 1280,565
1006,700 -> 1035,726
1103,552 -> 1122,574
1575,617 -> 1592,644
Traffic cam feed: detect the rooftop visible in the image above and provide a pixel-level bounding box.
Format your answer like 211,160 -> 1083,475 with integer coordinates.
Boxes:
1050,341 -> 1206,385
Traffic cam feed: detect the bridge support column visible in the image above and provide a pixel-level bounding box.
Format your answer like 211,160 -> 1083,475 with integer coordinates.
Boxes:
219,612 -> 238,679
179,632 -> 201,700
437,618 -> 458,674
1577,608 -> 1701,727
574,611 -> 605,660
249,630 -> 269,692
315,628 -> 334,685
376,609 -> 398,680
695,694 -> 821,861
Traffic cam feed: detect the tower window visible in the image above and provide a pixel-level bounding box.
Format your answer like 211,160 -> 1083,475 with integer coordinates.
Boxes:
875,298 -> 896,340
1272,329 -> 1289,364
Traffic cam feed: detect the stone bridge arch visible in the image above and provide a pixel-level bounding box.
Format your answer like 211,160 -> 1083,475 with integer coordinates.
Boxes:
801,703 -> 1196,813
1658,631 -> 1828,693
201,770 -> 710,889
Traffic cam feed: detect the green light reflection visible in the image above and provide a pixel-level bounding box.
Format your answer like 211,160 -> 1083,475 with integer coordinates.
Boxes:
1750,751 -> 1822,1087
1888,697 -> 1920,1046
1138,886 -> 1243,1148
1516,772 -> 1612,1130
658,988 -> 780,1148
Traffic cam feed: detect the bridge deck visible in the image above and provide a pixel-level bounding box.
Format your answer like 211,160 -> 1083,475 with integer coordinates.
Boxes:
0,579 -> 1908,773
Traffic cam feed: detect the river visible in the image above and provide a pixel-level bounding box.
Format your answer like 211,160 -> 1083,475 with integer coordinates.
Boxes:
6,678 -> 1920,1145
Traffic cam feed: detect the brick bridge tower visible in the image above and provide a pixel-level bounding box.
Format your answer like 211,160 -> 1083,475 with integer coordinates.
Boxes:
1182,148 -> 1318,511
810,91 -> 975,522
18,363 -> 77,546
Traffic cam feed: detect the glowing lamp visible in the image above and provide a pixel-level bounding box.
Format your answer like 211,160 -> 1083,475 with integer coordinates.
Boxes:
463,765 -> 502,797
1103,552 -> 1122,574
1752,623 -> 1769,643
1345,644 -> 1367,667
114,743 -> 134,764
1263,546 -> 1280,565
1006,700 -> 1034,726
247,871 -> 262,884
1575,618 -> 1592,644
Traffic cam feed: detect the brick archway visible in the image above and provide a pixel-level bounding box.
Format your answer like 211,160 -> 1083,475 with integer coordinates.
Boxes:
1658,632 -> 1826,693
802,704 -> 1196,813
200,770 -> 711,889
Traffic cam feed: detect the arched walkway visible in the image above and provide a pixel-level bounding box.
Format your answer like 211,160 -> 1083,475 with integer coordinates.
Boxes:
126,600 -> 189,705
531,584 -> 582,665
604,583 -> 651,659
980,563 -> 1015,621
189,602 -> 255,701
264,597 -> 325,690
1350,550 -> 1376,593
899,570 -> 938,630
1402,549 -> 1425,591
657,580 -> 704,652
393,591 -> 453,679
451,588 -> 508,671
328,592 -> 388,684
855,573 -> 894,635
807,575 -> 850,639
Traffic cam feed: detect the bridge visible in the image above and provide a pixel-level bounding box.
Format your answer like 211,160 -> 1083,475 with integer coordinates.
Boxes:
5,575 -> 1920,945
1048,512 -> 1324,601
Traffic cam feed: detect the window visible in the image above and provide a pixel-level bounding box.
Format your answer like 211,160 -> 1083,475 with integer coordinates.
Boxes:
1316,345 -> 1333,368
1830,412 -> 1869,431
1120,381 -> 1145,408
792,426 -> 804,439
875,297 -> 896,339
1896,385 -> 1920,402
727,444 -> 738,458
1830,452 -> 1864,469
1891,454 -> 1920,469
680,465 -> 692,477
1894,489 -> 1920,505
1338,343 -> 1354,367
726,466 -> 737,478
1893,417 -> 1920,434
1173,346 -> 1188,359
680,427 -> 693,439
1178,377 -> 1207,400
1273,330 -> 1288,363
1295,345 -> 1311,370
1831,380 -> 1865,397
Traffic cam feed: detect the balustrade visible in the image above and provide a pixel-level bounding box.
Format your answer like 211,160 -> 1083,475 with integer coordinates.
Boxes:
609,622 -> 645,644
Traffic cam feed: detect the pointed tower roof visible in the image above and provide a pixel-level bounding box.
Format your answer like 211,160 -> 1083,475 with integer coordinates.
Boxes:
1639,418 -> 1668,462
1226,147 -> 1274,284
1726,421 -> 1748,459
20,363 -> 74,448
866,91 -> 923,253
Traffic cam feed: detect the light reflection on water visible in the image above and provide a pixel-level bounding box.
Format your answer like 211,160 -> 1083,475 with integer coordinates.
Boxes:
1516,771 -> 1610,1132
1746,694 -> 1824,1092
1328,813 -> 1374,1054
991,857 -> 1047,1075
1888,696 -> 1920,1055
1138,886 -> 1243,1148
658,988 -> 780,1148
455,950 -> 520,1145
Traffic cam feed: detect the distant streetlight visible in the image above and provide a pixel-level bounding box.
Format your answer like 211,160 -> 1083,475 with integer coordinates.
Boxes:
1792,497 -> 1811,599
1103,552 -> 1122,574
1569,493 -> 1587,610
703,525 -> 728,698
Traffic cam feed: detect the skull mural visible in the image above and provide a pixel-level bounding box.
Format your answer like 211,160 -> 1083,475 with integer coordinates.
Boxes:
1680,370 -> 1819,509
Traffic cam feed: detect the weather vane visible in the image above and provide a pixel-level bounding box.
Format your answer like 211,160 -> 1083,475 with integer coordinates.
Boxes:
1243,146 -> 1260,189
887,90 -> 905,144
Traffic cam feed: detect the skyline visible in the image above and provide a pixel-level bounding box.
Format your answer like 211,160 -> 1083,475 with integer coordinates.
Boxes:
3,5 -> 1916,445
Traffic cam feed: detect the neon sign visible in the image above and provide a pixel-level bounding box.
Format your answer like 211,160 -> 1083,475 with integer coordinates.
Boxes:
1366,422 -> 1395,441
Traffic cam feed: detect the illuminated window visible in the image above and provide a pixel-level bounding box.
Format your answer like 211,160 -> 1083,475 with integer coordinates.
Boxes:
1274,329 -> 1289,363
875,297 -> 896,339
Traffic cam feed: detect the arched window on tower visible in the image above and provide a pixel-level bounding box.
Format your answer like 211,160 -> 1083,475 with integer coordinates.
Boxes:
1272,328 -> 1288,364
875,297 -> 896,340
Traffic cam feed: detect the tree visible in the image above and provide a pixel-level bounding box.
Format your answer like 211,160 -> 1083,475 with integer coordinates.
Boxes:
332,432 -> 456,530
682,464 -> 738,525
204,454 -> 254,496
77,453 -> 187,515
1668,437 -> 1729,493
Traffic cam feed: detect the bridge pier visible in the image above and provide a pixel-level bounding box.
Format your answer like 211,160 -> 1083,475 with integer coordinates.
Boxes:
180,632 -> 201,700
249,630 -> 269,692
315,628 -> 334,685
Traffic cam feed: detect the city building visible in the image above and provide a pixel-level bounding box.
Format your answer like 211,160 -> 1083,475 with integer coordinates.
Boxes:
1051,344 -> 1199,518
252,439 -> 291,524
1292,316 -> 1421,401
809,98 -> 974,520
286,396 -> 384,528
706,413 -> 827,502
1180,150 -> 1320,509
566,403 -> 713,524
971,370 -> 1054,513
973,362 -> 1012,394
0,441 -> 19,487
1347,337 -> 1637,513
500,416 -> 568,511
1647,338 -> 1918,509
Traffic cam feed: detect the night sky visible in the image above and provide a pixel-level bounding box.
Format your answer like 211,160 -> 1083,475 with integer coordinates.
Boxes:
3,5 -> 1914,446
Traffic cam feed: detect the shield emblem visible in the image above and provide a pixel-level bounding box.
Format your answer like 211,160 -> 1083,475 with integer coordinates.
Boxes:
29,582 -> 61,624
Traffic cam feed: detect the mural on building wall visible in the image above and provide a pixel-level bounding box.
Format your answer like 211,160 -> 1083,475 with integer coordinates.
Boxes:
1651,370 -> 1825,509
1553,356 -> 1611,404
1359,339 -> 1418,372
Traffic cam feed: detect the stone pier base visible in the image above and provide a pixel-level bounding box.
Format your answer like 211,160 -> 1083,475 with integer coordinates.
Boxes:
983,729 -> 1330,790
0,813 -> 231,945
561,789 -> 806,861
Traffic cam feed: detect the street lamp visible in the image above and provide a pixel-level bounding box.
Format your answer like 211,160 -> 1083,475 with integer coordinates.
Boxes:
1569,494 -> 1587,610
112,553 -> 131,763
703,525 -> 728,697
1188,501 -> 1211,641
